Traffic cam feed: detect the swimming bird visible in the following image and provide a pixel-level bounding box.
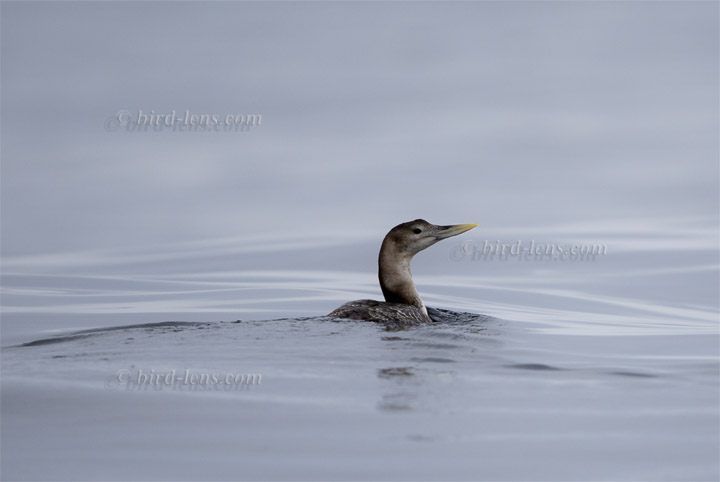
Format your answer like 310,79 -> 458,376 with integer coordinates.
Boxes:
328,219 -> 478,324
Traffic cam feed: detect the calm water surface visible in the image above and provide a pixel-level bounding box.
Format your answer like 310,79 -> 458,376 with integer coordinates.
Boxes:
2,2 -> 718,481
1,219 -> 718,481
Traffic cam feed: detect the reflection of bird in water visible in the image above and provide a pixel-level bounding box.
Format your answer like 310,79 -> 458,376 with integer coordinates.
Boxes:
329,219 -> 477,324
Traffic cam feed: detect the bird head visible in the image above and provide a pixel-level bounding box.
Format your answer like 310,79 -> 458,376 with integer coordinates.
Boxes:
383,219 -> 478,257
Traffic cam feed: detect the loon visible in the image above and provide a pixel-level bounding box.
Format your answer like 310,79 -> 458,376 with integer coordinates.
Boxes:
328,219 -> 478,324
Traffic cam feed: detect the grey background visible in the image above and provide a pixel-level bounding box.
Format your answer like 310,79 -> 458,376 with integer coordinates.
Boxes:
2,1 -> 717,258
2,4 -> 718,481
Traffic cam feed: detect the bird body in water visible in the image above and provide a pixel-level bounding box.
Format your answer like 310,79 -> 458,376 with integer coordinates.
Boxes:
329,219 -> 478,325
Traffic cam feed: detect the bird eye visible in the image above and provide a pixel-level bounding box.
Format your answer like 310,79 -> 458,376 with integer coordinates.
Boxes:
413,228 -> 422,234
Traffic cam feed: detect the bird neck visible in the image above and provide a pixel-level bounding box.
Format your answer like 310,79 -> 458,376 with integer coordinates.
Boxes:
378,242 -> 427,316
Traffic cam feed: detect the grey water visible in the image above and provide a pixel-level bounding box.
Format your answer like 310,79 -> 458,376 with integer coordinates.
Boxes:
2,220 -> 719,481
2,1 -> 719,481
